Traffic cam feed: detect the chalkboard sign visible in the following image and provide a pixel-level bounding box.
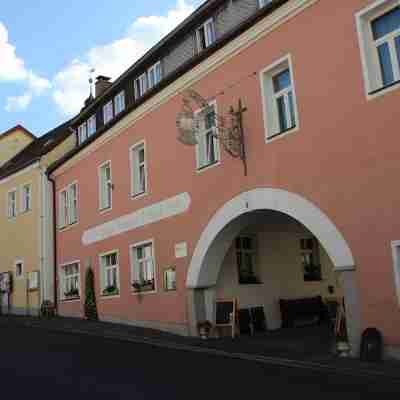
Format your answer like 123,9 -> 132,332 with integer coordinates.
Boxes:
215,299 -> 237,338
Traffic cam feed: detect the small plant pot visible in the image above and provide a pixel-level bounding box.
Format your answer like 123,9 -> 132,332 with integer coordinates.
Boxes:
197,321 -> 212,339
336,341 -> 351,357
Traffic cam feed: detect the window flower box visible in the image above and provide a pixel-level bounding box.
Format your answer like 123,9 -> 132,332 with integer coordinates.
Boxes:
102,285 -> 119,296
64,288 -> 80,299
132,279 -> 155,293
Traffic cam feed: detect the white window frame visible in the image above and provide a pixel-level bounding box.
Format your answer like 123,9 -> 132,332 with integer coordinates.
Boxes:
103,100 -> 114,125
260,54 -> 299,142
147,61 -> 162,89
259,0 -> 273,8
130,140 -> 148,198
58,182 -> 78,229
391,240 -> 400,307
98,161 -> 112,212
78,122 -> 87,145
134,73 -> 148,99
59,261 -> 81,301
114,91 -> 126,115
194,100 -> 221,171
356,0 -> 400,99
20,183 -> 32,213
87,115 -> 96,137
99,250 -> 120,297
196,18 -> 216,52
7,188 -> 17,219
14,259 -> 24,280
130,239 -> 157,294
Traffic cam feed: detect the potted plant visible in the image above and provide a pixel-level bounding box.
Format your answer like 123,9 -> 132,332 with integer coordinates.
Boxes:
197,320 -> 212,339
132,279 -> 154,292
102,285 -> 119,296
64,288 -> 79,299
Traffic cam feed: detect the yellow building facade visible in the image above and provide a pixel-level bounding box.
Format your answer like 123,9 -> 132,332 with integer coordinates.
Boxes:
0,124 -> 75,315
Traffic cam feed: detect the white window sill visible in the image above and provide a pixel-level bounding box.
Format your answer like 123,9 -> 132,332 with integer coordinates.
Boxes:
59,222 -> 79,233
196,160 -> 221,174
20,209 -> 32,215
131,289 -> 157,296
367,80 -> 400,101
60,297 -> 81,303
100,294 -> 120,300
265,125 -> 299,144
99,206 -> 112,215
131,191 -> 148,201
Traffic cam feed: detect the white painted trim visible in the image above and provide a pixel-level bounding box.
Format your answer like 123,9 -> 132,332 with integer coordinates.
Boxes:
259,53 -> 300,141
14,259 -> 24,280
58,260 -> 82,302
82,192 -> 191,246
391,240 -> 400,307
194,99 -> 221,171
19,181 -> 33,214
0,161 -> 39,185
6,187 -> 18,219
129,139 -> 148,198
186,188 -> 355,288
98,249 -> 121,296
355,0 -> 400,99
58,180 -> 79,230
98,160 -> 112,212
129,238 -> 158,295
50,0 -> 318,178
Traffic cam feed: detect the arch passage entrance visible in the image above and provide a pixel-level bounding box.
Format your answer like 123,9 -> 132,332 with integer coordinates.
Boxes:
186,189 -> 361,355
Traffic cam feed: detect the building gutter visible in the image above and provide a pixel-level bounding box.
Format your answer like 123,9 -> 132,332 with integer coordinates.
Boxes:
46,172 -> 58,312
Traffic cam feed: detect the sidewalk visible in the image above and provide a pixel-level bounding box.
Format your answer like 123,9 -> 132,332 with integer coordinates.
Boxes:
1,314 -> 399,382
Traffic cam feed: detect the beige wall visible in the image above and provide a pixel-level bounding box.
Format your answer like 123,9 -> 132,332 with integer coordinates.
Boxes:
0,165 -> 41,313
0,129 -> 33,166
216,217 -> 342,330
0,133 -> 75,314
42,134 -> 76,167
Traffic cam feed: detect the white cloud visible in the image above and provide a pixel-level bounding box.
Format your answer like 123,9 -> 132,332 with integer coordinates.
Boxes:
52,0 -> 198,116
5,93 -> 32,112
0,22 -> 51,112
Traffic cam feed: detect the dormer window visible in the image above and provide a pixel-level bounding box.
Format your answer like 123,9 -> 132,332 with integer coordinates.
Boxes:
196,18 -> 216,52
134,73 -> 148,99
114,91 -> 126,115
103,100 -> 114,125
148,62 -> 162,89
78,115 -> 96,145
87,115 -> 96,137
259,0 -> 273,8
78,122 -> 87,145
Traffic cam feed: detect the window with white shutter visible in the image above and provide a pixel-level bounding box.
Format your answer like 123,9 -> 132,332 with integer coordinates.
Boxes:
99,161 -> 112,210
195,103 -> 220,170
131,241 -> 156,293
130,142 -> 147,197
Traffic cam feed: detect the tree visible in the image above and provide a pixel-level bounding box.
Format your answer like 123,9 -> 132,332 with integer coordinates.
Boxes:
84,267 -> 98,320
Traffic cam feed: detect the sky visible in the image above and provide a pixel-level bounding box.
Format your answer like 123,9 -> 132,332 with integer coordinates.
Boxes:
0,0 -> 204,136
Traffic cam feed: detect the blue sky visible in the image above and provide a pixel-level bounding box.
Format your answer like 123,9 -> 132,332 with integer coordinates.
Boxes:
0,0 -> 202,136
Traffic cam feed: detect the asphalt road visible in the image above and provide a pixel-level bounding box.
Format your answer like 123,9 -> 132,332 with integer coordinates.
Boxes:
0,325 -> 399,398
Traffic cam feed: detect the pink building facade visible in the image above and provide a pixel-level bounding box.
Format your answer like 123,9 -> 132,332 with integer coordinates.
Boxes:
49,0 -> 400,358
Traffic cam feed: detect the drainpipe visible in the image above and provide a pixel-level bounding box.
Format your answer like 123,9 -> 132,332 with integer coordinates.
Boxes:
47,173 -> 58,312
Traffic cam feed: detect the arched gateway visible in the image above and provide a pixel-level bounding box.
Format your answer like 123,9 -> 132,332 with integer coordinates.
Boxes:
186,188 -> 361,355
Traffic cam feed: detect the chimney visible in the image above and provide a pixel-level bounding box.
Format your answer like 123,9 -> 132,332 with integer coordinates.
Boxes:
95,76 -> 112,98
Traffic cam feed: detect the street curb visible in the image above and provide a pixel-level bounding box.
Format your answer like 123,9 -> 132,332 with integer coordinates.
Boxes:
8,319 -> 400,384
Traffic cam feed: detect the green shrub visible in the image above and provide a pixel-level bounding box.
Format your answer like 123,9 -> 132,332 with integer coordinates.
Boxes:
84,267 -> 98,320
